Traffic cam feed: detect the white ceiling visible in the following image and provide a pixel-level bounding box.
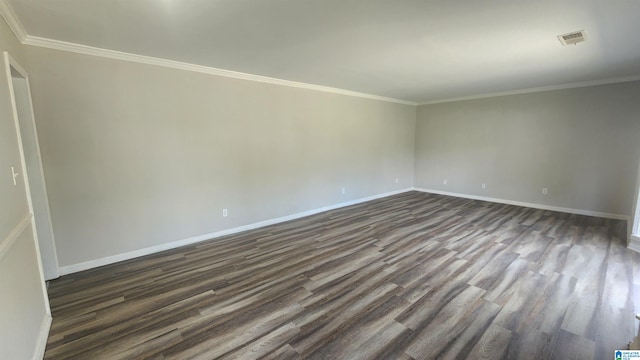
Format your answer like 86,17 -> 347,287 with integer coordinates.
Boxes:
5,0 -> 640,103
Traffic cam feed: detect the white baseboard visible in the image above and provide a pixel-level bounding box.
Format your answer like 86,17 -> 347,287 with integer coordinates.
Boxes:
412,187 -> 630,221
414,187 -> 640,250
58,188 -> 413,275
32,314 -> 51,360
629,235 -> 640,253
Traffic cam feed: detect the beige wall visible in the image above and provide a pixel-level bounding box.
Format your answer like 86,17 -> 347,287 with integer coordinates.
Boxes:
25,46 -> 416,268
0,16 -> 50,360
4,12 -> 640,357
18,33 -> 640,274
414,81 -> 640,216
0,24 -> 27,241
0,228 -> 49,359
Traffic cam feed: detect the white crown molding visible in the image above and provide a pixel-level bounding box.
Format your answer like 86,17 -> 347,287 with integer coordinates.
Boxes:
418,75 -> 640,106
0,0 -> 26,42
22,35 -> 417,106
5,5 -> 639,108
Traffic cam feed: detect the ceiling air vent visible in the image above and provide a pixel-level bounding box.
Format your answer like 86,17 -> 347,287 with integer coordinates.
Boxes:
558,30 -> 587,46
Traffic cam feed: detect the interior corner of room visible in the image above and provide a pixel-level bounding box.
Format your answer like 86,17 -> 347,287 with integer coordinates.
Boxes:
2,1 -> 640,359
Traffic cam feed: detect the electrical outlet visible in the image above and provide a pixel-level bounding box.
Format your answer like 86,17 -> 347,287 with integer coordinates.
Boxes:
542,188 -> 548,195
482,183 -> 486,189
222,208 -> 228,217
443,179 -> 448,185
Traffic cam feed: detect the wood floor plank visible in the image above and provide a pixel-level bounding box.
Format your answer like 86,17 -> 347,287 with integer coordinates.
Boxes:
44,191 -> 638,359
504,328 -> 554,359
302,295 -> 410,360
490,270 -> 549,333
561,291 -> 599,341
535,244 -> 570,276
427,299 -> 502,359
290,282 -> 400,356
221,322 -> 300,360
466,324 -> 513,360
533,273 -> 576,335
481,258 -> 530,306
402,286 -> 490,359
549,329 -> 595,360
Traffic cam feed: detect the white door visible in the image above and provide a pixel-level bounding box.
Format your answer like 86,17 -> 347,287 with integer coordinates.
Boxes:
5,52 -> 60,280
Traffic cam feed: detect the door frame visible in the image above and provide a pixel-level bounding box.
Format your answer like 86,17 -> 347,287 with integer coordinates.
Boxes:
4,51 -> 60,279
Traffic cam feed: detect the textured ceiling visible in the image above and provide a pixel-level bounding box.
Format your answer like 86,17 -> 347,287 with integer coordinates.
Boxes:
6,0 -> 640,103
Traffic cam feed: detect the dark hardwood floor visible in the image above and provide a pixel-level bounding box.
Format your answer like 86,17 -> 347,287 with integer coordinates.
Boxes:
44,191 -> 640,359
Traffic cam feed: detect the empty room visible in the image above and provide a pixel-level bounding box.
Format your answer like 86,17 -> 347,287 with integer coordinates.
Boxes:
2,1 -> 640,359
